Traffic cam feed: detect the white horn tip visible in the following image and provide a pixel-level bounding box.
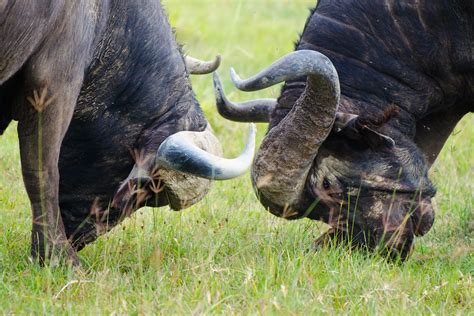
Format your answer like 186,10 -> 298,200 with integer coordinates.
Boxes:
230,67 -> 242,83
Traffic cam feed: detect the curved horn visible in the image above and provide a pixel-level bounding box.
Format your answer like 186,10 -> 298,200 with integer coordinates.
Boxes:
230,50 -> 336,92
213,72 -> 276,122
234,50 -> 340,212
156,124 -> 256,180
185,55 -> 221,75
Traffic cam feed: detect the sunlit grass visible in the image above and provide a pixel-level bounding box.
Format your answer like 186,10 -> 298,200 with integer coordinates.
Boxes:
0,0 -> 472,313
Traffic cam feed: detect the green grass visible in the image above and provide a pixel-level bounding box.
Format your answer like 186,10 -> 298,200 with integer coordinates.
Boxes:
1,0 -> 473,314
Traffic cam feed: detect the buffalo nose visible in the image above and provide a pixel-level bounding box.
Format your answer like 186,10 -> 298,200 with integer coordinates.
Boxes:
411,197 -> 435,236
378,219 -> 415,261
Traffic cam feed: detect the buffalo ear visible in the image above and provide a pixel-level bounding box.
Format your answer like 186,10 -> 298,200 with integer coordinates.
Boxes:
333,112 -> 395,149
358,125 -> 395,148
333,112 -> 358,133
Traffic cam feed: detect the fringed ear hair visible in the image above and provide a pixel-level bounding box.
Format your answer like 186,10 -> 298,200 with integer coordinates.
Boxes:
358,104 -> 400,128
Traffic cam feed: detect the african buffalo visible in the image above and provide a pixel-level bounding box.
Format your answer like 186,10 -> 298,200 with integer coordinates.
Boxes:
0,1 -> 254,265
214,0 -> 473,260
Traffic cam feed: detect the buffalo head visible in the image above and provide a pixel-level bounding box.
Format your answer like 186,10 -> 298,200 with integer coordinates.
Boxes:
214,51 -> 436,260
59,51 -> 256,250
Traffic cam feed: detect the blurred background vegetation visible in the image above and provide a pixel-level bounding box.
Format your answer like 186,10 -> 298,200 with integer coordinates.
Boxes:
0,0 -> 472,313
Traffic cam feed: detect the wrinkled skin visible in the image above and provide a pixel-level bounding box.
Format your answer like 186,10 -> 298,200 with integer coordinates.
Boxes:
305,128 -> 436,259
229,0 -> 473,260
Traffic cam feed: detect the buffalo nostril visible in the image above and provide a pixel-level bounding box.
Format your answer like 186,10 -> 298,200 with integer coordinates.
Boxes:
411,198 -> 435,236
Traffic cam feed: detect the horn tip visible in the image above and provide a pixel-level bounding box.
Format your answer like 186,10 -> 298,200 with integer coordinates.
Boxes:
212,72 -> 225,102
212,71 -> 221,88
230,67 -> 246,90
229,67 -> 241,82
208,55 -> 222,73
214,54 -> 222,67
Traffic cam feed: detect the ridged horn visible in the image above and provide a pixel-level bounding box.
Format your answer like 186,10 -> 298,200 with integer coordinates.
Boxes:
230,50 -> 340,213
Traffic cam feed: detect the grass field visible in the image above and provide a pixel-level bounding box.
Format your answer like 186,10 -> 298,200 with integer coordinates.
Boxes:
0,0 -> 473,314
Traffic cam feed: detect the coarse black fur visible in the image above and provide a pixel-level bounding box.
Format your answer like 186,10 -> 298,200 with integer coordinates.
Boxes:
278,0 -> 473,130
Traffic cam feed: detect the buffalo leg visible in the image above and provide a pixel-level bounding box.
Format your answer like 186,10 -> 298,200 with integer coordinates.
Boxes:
13,4 -> 97,266
0,2 -> 98,265
17,82 -> 83,266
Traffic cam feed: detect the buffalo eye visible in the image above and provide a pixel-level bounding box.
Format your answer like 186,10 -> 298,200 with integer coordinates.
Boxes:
322,178 -> 330,190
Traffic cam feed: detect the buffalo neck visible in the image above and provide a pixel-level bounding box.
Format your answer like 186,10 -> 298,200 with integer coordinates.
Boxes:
274,0 -> 473,165
76,0 -> 205,132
